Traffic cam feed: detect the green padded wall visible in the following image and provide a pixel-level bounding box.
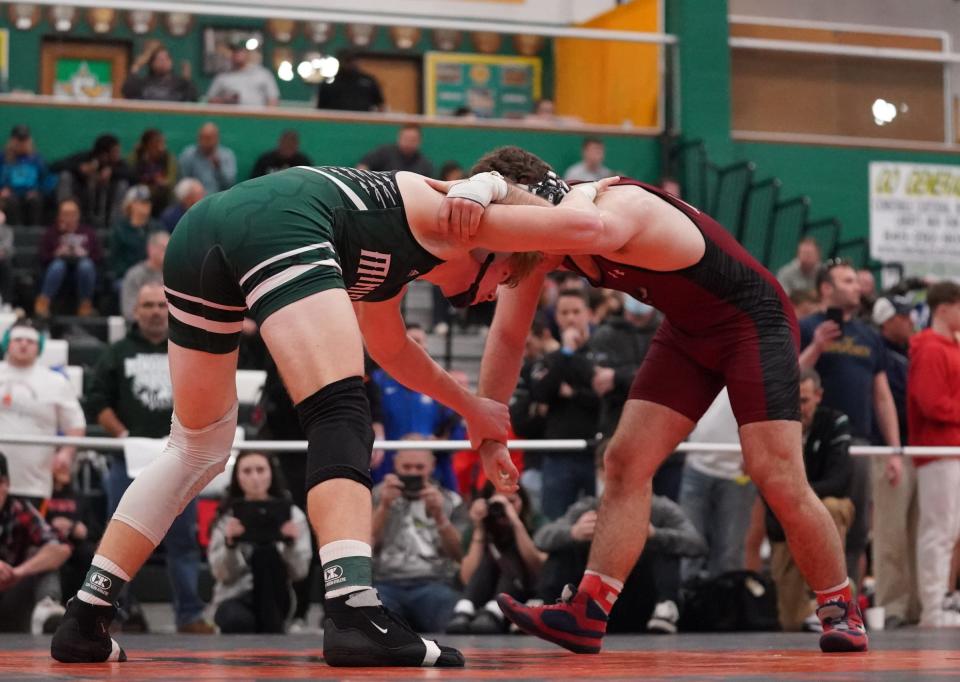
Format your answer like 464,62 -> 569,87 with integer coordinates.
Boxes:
0,101 -> 660,183
736,141 -> 960,244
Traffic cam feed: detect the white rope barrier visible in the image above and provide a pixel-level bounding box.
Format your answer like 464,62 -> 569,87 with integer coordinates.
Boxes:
1,434 -> 959,457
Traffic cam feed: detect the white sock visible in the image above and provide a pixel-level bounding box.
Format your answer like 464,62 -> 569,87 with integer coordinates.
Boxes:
319,539 -> 373,599
815,577 -> 850,597
76,555 -> 132,606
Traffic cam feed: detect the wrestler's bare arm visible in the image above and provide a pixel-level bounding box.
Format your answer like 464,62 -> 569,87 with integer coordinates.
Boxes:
593,187 -> 705,270
355,293 -> 509,448
477,270 -> 547,404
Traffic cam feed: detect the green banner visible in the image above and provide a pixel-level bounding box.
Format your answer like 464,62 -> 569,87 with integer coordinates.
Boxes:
54,58 -> 113,101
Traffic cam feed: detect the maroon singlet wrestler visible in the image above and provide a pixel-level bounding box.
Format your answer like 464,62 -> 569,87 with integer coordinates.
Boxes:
442,146 -> 866,654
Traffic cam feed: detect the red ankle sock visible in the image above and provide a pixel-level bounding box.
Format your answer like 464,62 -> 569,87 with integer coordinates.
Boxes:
578,572 -> 622,615
816,578 -> 853,606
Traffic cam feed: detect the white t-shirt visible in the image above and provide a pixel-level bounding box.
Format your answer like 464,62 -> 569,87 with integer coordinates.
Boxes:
0,361 -> 86,498
206,64 -> 279,106
563,161 -> 613,183
685,388 -> 747,480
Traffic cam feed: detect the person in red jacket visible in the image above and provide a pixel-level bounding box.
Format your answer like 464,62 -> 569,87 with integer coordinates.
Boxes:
907,280 -> 960,628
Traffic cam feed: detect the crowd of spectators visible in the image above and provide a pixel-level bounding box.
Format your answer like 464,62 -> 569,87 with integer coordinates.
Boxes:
116,39 -> 583,127
0,119 -> 957,640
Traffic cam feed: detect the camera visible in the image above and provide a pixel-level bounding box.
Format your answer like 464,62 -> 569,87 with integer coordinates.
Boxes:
398,474 -> 425,500
483,501 -> 514,548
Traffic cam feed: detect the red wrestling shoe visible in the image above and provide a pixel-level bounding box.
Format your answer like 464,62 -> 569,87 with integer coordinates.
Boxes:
496,585 -> 608,654
817,598 -> 868,653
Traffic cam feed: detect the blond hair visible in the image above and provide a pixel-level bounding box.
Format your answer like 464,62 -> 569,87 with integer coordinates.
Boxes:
504,252 -> 545,287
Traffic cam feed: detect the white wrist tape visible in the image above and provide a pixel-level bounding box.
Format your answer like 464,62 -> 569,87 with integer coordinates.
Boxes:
570,182 -> 599,202
448,171 -> 509,207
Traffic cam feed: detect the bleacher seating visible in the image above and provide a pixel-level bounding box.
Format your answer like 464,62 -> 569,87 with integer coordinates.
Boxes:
38,338 -> 68,367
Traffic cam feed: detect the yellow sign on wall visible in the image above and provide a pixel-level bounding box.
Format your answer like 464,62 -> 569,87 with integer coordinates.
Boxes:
425,52 -> 542,119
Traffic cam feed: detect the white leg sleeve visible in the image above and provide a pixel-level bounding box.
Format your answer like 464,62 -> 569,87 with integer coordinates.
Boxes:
112,402 -> 239,546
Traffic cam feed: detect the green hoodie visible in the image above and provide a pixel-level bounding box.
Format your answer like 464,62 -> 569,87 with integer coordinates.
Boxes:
86,326 -> 171,438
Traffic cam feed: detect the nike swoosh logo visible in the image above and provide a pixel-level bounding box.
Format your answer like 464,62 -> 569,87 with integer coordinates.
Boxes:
371,622 -> 388,634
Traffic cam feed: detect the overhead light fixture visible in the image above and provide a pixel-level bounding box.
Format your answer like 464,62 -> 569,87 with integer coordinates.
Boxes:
127,10 -> 155,35
267,19 -> 295,44
165,11 -> 192,37
390,26 -> 420,50
245,37 -> 260,51
278,61 -> 295,82
432,29 -> 461,51
87,8 -> 116,34
513,34 -> 544,56
305,21 -> 332,44
347,23 -> 376,47
872,98 -> 897,126
297,51 -> 339,83
471,31 -> 502,54
49,5 -> 77,32
9,4 -> 40,31
274,47 -> 295,82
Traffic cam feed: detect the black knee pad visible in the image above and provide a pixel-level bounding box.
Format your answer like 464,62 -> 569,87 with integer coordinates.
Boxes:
297,376 -> 374,492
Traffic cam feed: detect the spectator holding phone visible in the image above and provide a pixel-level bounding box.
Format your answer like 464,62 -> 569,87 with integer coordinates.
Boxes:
36,198 -> 102,317
446,482 -> 545,634
799,259 -> 901,592
372,436 -> 466,633
208,451 -> 310,633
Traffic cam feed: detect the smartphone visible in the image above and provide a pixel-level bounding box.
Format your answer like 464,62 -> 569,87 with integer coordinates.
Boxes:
825,307 -> 844,330
398,474 -> 425,500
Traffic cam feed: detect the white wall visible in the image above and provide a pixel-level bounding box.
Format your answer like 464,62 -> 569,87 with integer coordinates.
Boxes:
199,0 -> 618,25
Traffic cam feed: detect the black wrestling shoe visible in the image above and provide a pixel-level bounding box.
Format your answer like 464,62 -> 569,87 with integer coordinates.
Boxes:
322,589 -> 464,668
51,598 -> 126,663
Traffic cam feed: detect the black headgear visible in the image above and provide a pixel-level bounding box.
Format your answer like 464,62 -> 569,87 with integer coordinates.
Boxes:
528,170 -> 570,206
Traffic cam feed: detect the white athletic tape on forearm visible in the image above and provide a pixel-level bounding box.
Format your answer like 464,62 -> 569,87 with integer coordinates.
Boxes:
447,172 -> 508,207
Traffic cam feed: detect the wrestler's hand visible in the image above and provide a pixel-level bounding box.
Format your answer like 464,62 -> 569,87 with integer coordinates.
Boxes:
463,396 -> 510,448
562,176 -> 620,205
426,177 -> 485,242
594,176 -> 621,196
479,440 -> 519,494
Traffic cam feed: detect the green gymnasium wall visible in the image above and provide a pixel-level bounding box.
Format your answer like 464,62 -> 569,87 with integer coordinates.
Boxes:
735,142 -> 960,241
0,101 -> 660,183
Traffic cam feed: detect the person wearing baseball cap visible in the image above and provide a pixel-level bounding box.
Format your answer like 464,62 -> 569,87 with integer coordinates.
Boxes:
205,37 -> 278,107
1,124 -> 55,226
870,294 -> 920,629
